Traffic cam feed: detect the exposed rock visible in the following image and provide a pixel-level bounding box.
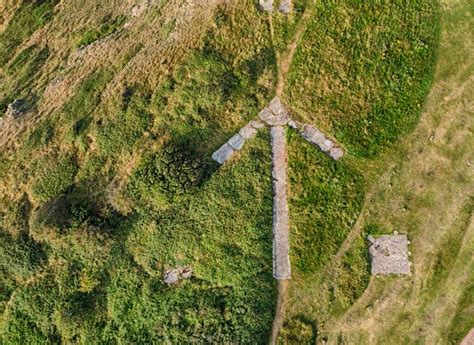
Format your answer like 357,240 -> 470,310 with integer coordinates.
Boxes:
163,269 -> 180,285
369,235 -> 411,275
163,266 -> 193,285
228,133 -> 245,150
212,143 -> 235,164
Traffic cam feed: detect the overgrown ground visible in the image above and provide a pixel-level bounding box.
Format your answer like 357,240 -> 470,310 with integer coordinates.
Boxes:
0,0 -> 471,343
281,0 -> 473,344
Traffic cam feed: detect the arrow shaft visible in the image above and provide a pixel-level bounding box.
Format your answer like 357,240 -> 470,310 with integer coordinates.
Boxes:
271,126 -> 291,280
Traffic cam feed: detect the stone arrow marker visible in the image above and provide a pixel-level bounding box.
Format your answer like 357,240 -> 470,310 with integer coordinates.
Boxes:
212,96 -> 345,280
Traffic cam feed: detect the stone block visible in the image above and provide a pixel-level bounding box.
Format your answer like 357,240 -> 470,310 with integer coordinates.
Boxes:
228,133 -> 245,150
249,119 -> 266,129
212,144 -> 235,164
258,108 -> 275,123
239,123 -> 258,140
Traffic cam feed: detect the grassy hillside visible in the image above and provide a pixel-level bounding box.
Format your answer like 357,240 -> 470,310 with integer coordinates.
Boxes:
1,0 -> 470,343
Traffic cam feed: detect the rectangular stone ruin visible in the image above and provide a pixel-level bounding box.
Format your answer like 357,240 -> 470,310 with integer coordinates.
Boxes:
368,234 -> 411,275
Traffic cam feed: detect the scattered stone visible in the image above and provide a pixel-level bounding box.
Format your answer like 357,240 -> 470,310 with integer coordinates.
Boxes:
163,270 -> 179,285
228,133 -> 245,150
259,0 -> 273,12
239,123 -> 258,140
278,0 -> 291,14
369,235 -> 411,275
212,143 -> 235,164
180,266 -> 193,279
163,266 -> 193,285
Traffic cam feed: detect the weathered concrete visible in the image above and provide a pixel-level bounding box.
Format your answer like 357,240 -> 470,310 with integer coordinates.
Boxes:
368,235 -> 411,275
212,143 -> 235,164
271,126 -> 291,280
259,0 -> 273,12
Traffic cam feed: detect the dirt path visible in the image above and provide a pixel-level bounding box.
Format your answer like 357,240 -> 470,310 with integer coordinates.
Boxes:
270,280 -> 289,344
275,3 -> 315,97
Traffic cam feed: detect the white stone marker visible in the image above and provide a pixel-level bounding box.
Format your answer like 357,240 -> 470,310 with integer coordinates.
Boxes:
211,97 -> 345,280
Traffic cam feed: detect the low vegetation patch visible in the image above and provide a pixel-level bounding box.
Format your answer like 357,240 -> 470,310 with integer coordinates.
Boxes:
285,1 -> 440,157
75,15 -> 127,48
0,0 -> 58,67
30,155 -> 78,203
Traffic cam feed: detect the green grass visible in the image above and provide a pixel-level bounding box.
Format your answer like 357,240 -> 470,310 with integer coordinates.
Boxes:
288,130 -> 365,273
285,1 -> 440,157
0,44 -> 50,114
0,0 -> 58,67
30,155 -> 78,202
0,0 -> 448,343
75,15 -> 127,48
